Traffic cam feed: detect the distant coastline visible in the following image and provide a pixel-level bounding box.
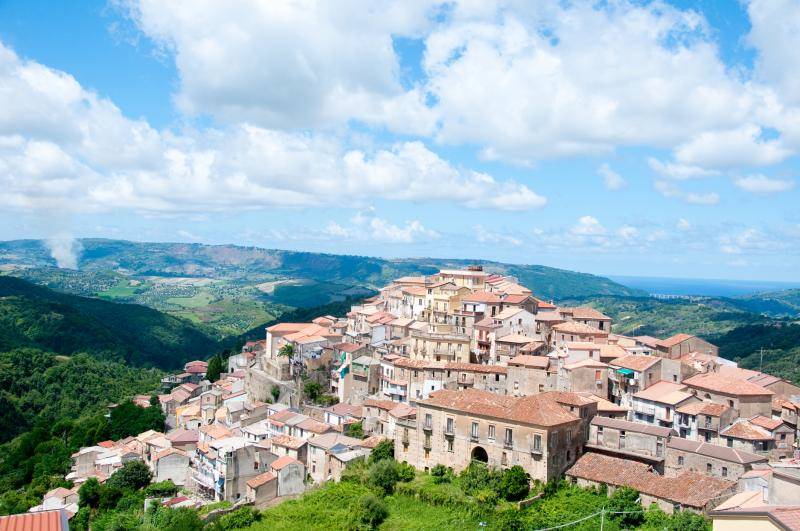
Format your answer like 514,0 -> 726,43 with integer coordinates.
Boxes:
609,275 -> 800,298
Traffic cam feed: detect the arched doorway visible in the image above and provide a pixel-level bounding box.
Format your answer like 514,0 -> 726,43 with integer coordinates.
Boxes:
471,446 -> 488,463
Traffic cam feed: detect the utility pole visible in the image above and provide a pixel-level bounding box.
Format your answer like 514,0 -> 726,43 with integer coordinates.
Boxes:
600,508 -> 605,531
760,347 -> 764,372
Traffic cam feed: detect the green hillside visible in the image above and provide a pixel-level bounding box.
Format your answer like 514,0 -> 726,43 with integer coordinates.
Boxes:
0,276 -> 219,369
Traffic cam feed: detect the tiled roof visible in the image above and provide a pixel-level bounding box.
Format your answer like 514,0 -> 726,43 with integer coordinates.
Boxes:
325,403 -> 363,417
495,333 -> 539,344
567,453 -> 735,509
552,321 -> 608,335
535,311 -> 566,322
610,355 -> 660,372
270,435 -> 307,450
562,358 -> 608,370
720,420 -> 772,441
591,416 -> 674,437
712,504 -> 800,529
246,471 -> 276,489
271,455 -> 301,471
633,381 -> 694,405
461,291 -> 502,303
421,389 -> 580,427
657,333 -> 696,348
364,398 -> 397,411
667,437 -> 767,464
676,402 -> 730,416
507,355 -> 550,369
199,424 -> 233,440
0,510 -> 69,531
684,372 -> 773,397
749,415 -> 784,431
563,307 -> 612,320
296,418 -> 333,434
360,435 -> 387,449
333,342 -> 364,353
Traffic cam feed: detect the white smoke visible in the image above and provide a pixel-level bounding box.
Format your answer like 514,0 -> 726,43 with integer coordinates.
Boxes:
45,233 -> 82,269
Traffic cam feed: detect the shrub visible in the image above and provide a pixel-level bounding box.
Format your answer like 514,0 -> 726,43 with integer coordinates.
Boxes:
97,485 -> 124,511
608,486 -> 644,527
215,506 -> 262,529
499,466 -> 530,501
340,457 -> 369,485
473,488 -> 498,505
78,477 -> 101,508
145,480 -> 178,498
149,506 -> 205,531
345,422 -> 364,439
349,493 -> 388,530
368,439 -> 394,464
271,385 -> 281,402
304,381 -> 322,402
106,460 -> 153,492
368,459 -> 399,496
430,464 -> 451,484
456,461 -> 500,495
396,462 -> 416,482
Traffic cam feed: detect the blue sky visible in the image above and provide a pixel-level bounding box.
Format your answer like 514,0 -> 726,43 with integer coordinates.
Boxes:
0,0 -> 798,281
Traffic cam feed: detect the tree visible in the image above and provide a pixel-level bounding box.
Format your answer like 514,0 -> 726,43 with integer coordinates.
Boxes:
78,477 -> 101,508
607,486 -> 644,528
145,480 -> 178,498
107,400 -> 165,440
206,354 -> 225,383
367,459 -> 399,496
499,465 -> 530,501
106,460 -> 153,491
430,464 -> 451,484
456,461 -> 500,495
345,422 -> 363,439
368,440 -> 394,464
270,385 -> 281,403
304,381 -> 322,402
278,344 -> 294,357
213,506 -> 262,529
149,506 -> 205,531
350,493 -> 388,530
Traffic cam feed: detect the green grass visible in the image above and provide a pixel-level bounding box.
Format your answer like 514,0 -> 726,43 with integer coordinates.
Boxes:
381,494 -> 482,530
96,279 -> 142,299
166,291 -> 216,308
247,482 -> 369,530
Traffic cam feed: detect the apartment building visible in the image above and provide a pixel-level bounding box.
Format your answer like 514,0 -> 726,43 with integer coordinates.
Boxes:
585,416 -> 673,471
665,437 -> 767,481
683,372 -> 774,418
675,401 -> 736,443
401,389 -> 595,482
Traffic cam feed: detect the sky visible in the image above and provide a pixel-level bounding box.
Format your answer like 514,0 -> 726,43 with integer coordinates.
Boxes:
0,0 -> 799,281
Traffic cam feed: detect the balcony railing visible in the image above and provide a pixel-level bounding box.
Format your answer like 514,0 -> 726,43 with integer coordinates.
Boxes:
504,439 -> 513,449
444,425 -> 455,437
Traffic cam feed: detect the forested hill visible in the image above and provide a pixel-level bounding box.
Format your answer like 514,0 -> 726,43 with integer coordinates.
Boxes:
0,238 -> 643,299
0,276 -> 219,369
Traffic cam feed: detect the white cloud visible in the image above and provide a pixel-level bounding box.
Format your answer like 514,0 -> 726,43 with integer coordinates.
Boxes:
0,42 -> 544,216
654,180 -> 719,205
121,0 -> 437,134
747,0 -> 800,106
648,158 -> 718,180
677,218 -> 692,231
598,163 -> 627,191
733,174 -> 795,194
674,124 -> 792,169
474,225 -> 522,246
617,226 -> 638,239
571,216 -> 606,236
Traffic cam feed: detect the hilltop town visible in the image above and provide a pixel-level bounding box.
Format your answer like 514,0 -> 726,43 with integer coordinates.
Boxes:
40,267 -> 800,527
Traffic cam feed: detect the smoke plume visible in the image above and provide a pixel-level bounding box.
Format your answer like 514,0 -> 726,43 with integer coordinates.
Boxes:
45,233 -> 82,269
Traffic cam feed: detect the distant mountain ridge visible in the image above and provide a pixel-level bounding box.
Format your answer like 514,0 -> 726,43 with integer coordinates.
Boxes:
0,238 -> 644,299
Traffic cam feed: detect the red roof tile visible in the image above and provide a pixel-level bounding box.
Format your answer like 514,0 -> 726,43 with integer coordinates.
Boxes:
0,510 -> 68,531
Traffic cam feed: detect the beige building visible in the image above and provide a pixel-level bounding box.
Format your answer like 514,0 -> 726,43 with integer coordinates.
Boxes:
666,437 -> 767,481
586,416 -> 673,471
684,372 -> 774,418
401,388 -> 596,482
657,333 -> 719,359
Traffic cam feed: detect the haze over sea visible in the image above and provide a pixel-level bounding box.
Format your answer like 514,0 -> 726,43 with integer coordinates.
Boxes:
610,276 -> 800,298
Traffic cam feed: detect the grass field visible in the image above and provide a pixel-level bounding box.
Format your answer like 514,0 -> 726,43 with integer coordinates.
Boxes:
96,279 -> 144,299
166,291 -> 216,308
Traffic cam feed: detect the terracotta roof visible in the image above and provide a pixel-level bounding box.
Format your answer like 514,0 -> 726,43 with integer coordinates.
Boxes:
749,415 -> 784,431
421,389 -> 580,427
611,355 -> 660,372
246,471 -> 276,489
497,333 -> 539,344
520,341 -> 546,353
388,403 -> 416,419
676,402 -> 731,416
508,355 -> 550,369
199,424 -> 233,439
267,322 -> 315,333
447,362 -> 507,374
658,333 -> 696,348
269,409 -> 299,423
562,358 -> 609,370
534,311 -> 566,322
720,420 -> 773,441
461,291 -> 502,303
667,437 -> 767,464
296,418 -> 332,434
166,428 -> 199,443
502,294 -> 531,304
567,453 -> 735,509
591,416 -> 674,437
270,435 -> 306,450
153,448 -> 187,462
360,435 -> 387,449
552,321 -> 608,335
325,403 -> 362,417
364,398 -> 397,411
711,505 -> 800,529
684,373 -> 773,397
598,344 -> 628,359
271,455 -> 301,471
0,510 -> 69,531
633,381 -> 694,405
564,307 -> 612,320
44,487 -> 75,500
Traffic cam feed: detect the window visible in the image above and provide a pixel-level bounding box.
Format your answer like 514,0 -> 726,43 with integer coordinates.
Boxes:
445,417 -> 454,434
424,449 -> 430,459
728,399 -> 734,407
656,441 -> 663,457
678,456 -> 684,465
424,413 -> 432,429
447,439 -> 453,452
722,467 -> 728,477
619,432 -> 626,449
566,430 -> 572,445
488,425 -> 496,440
595,370 -> 602,381
672,375 -> 677,382
707,463 -> 712,473
471,422 -> 479,439
505,428 -> 513,447
533,434 -> 542,452
549,431 -> 558,449
501,452 -> 507,465
727,437 -> 733,448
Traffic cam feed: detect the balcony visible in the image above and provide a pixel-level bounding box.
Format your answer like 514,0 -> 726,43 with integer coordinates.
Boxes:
423,422 -> 433,432
503,439 -> 513,450
402,433 -> 410,445
444,426 -> 455,437
634,403 -> 655,416
423,439 -> 432,450
470,433 -> 479,443
530,446 -> 542,456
